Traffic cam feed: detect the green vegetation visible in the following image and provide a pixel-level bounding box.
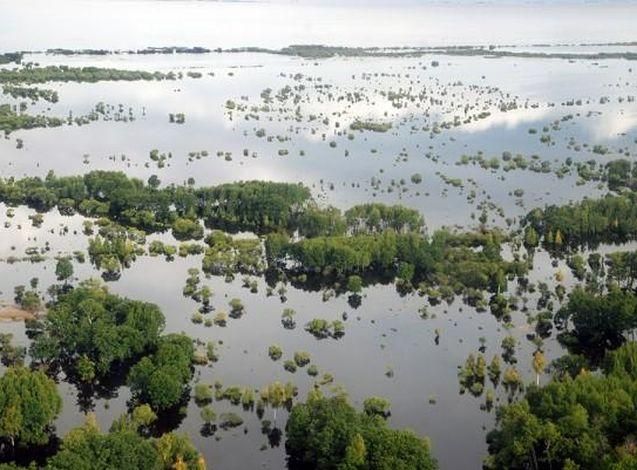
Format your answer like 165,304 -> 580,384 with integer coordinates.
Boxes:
286,392 -> 437,469
486,341 -> 637,469
0,367 -> 62,446
0,172 -> 312,235
305,318 -> 345,339
524,192 -> 637,249
362,396 -> 391,418
127,334 -> 194,411
193,383 -> 213,406
0,52 -> 22,65
49,412 -> 204,469
55,257 -> 74,283
268,344 -> 283,361
0,103 -> 64,133
272,229 -> 523,293
202,231 -> 263,275
219,412 -> 244,429
172,217 -> 204,241
2,85 -> 59,102
606,159 -> 637,191
458,353 -> 487,396
0,172 -> 526,298
0,334 -> 26,367
30,280 -> 165,383
0,66 -> 173,84
293,351 -> 311,367
344,203 -> 425,234
350,120 -> 392,133
555,287 -> 637,359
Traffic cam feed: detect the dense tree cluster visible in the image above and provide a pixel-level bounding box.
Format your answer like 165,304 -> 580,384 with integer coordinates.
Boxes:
0,172 -> 530,297
4,408 -> 204,470
605,249 -> 637,289
0,172 -> 429,240
2,85 -> 59,103
524,192 -> 637,249
555,287 -> 637,359
87,228 -> 145,279
606,159 -> 637,192
0,284 -> 202,469
286,392 -> 437,469
349,120 -> 392,132
0,66 -> 173,84
172,217 -> 204,241
344,203 -> 425,234
30,280 -> 165,383
0,53 -> 22,65
486,341 -> 637,469
0,367 -> 62,447
127,334 -> 194,411
0,172 -> 313,236
270,229 -> 524,292
202,230 -> 264,275
0,104 -> 64,133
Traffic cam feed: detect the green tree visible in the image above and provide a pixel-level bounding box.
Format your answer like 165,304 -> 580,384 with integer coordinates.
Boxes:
286,393 -> 436,469
0,367 -> 62,447
127,334 -> 194,411
55,258 -> 74,283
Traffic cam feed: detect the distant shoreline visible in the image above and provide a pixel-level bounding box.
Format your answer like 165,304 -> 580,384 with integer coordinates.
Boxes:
2,42 -> 637,63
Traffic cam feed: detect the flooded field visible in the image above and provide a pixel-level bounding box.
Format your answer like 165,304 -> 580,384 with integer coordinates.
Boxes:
1,1 -> 637,470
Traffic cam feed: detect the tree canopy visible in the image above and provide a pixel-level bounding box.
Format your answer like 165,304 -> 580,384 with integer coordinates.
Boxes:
30,280 -> 165,383
127,334 -> 194,411
486,341 -> 637,469
286,392 -> 437,469
0,367 -> 62,446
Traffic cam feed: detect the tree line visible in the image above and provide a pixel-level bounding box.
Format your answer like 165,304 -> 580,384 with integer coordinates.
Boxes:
0,66 -> 174,84
523,191 -> 637,250
0,171 -> 426,239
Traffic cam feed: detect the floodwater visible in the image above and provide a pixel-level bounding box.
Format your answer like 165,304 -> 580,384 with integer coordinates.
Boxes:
1,1 -> 637,469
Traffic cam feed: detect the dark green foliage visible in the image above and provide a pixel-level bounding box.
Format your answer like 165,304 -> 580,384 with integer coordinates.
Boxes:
47,421 -> 161,469
297,206 -> 346,238
47,414 -> 203,469
0,52 -> 22,65
606,159 -> 637,191
0,367 -> 62,446
0,103 -> 64,133
286,393 -> 437,469
2,85 -> 58,103
30,280 -> 165,382
345,203 -> 425,234
172,217 -> 204,241
605,250 -> 637,289
55,258 -> 73,282
524,192 -> 637,249
127,334 -> 194,411
198,180 -> 311,233
0,172 -> 312,236
555,287 -> 637,358
273,229 -> 523,293
349,120 -> 392,132
486,341 -> 637,469
0,66 -> 173,84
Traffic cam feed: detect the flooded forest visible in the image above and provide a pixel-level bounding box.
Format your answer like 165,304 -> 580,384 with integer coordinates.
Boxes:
0,1 -> 637,469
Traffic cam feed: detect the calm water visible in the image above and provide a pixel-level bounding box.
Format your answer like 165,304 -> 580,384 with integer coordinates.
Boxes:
1,1 -> 637,469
